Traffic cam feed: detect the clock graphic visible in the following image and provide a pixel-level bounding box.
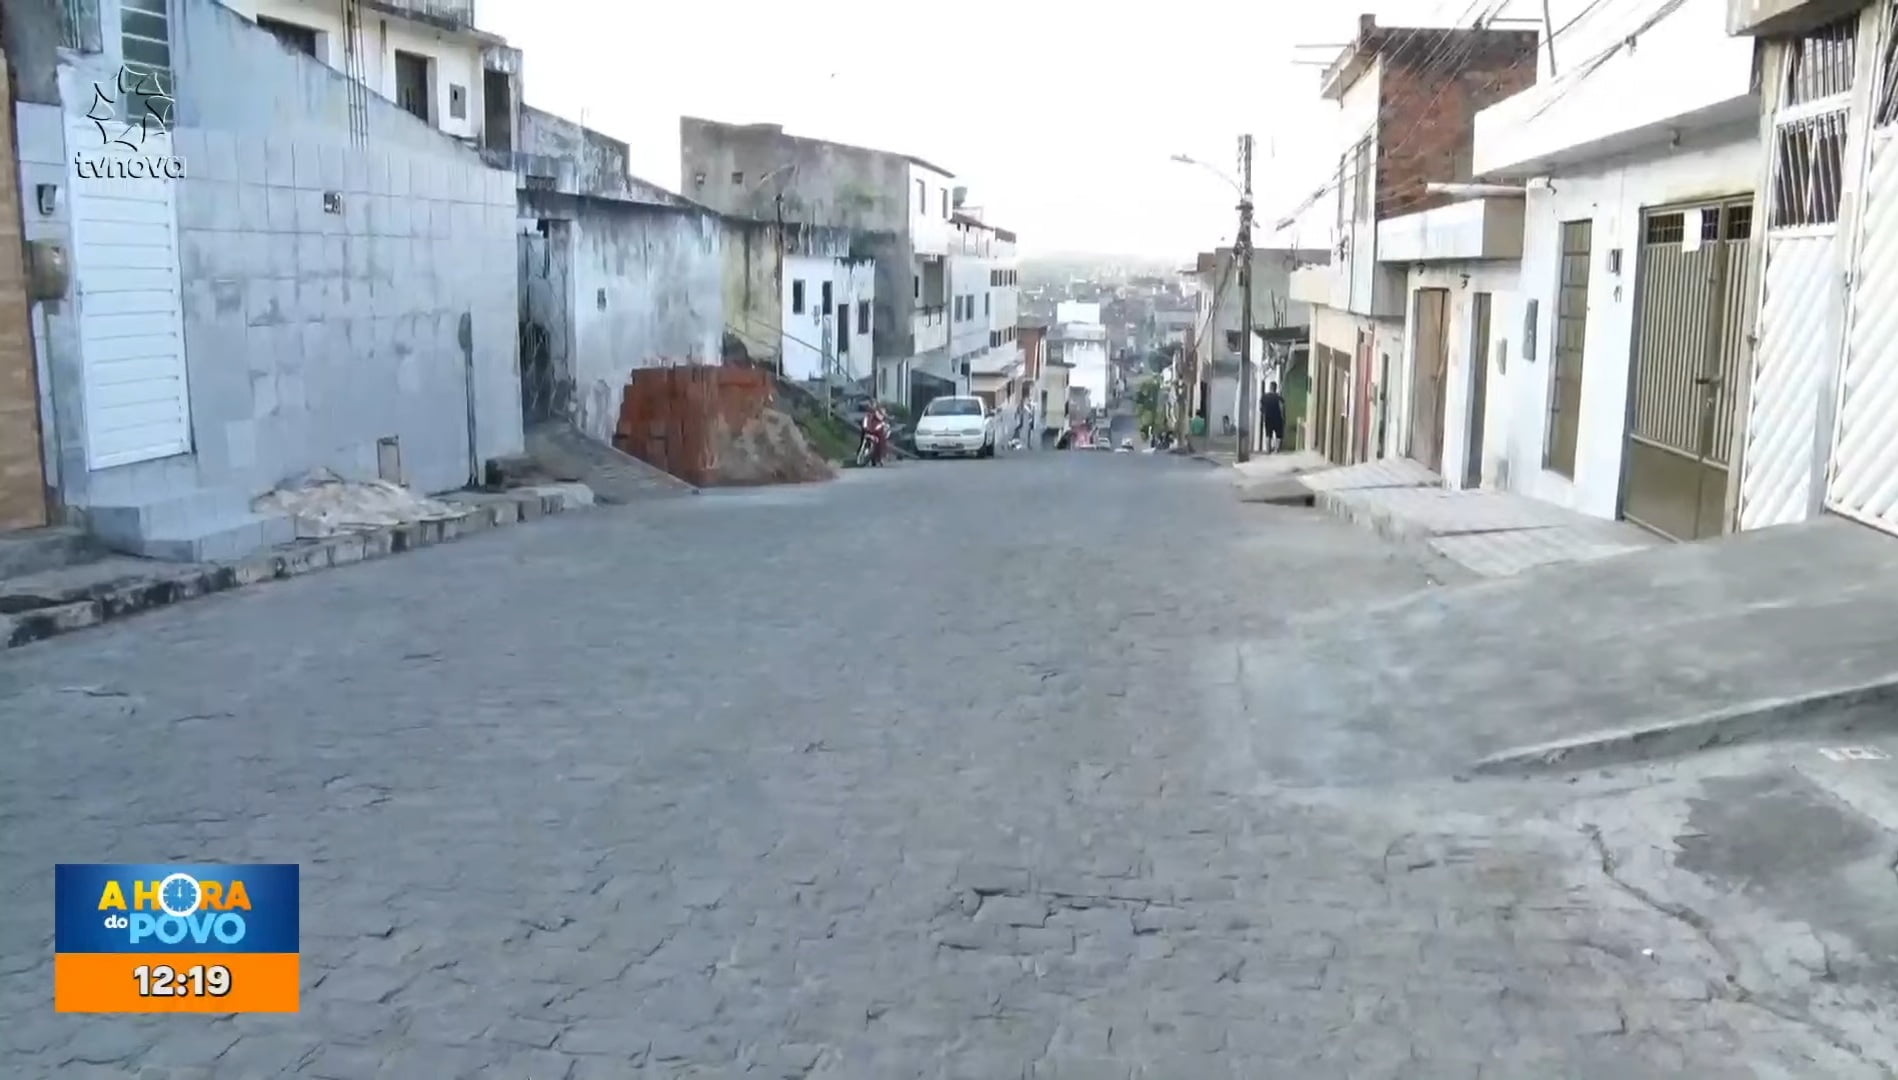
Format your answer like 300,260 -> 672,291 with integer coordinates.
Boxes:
157,873 -> 202,918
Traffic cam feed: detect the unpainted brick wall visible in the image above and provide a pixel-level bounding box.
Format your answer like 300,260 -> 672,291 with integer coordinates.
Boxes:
1375,34 -> 1538,222
615,365 -> 775,487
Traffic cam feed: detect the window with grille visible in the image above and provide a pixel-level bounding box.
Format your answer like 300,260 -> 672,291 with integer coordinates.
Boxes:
1770,110 -> 1847,228
120,0 -> 173,126
1645,213 -> 1684,245
1770,16 -> 1855,230
1786,15 -> 1856,105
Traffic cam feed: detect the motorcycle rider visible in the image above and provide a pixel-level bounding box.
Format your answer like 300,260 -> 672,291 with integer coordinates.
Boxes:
861,402 -> 890,467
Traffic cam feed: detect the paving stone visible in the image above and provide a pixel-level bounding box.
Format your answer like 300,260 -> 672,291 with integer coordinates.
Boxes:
0,455 -> 1885,1079
974,896 -> 1051,927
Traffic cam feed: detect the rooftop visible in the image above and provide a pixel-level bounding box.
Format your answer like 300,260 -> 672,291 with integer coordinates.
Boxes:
680,116 -> 955,178
1320,13 -> 1538,101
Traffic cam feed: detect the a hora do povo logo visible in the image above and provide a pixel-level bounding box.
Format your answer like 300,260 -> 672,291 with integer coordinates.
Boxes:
54,863 -> 299,1013
98,871 -> 252,946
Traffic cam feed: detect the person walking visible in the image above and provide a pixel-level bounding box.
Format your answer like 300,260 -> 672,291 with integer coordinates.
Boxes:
1261,381 -> 1287,454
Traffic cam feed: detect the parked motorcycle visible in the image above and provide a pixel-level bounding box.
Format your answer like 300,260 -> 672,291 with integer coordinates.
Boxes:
856,413 -> 891,467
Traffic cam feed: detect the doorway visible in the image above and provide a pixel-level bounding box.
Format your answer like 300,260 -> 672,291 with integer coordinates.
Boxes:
482,69 -> 513,152
1622,199 -> 1753,540
394,50 -> 433,124
1408,289 -> 1450,470
1465,293 -> 1492,489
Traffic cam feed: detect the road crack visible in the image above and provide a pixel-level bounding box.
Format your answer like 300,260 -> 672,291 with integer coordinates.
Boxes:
1581,824 -> 1877,1070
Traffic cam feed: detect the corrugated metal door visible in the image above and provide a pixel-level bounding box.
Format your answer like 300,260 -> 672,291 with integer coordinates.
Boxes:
1741,234 -> 1835,528
1742,14 -> 1854,530
1623,199 -> 1754,541
1830,4 -> 1898,531
68,118 -> 190,469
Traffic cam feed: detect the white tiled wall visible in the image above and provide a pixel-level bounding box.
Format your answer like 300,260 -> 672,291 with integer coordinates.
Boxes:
163,129 -> 520,498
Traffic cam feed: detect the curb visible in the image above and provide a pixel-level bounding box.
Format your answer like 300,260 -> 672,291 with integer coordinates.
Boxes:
1310,486 -> 1440,544
1469,676 -> 1898,776
1,484 -> 593,651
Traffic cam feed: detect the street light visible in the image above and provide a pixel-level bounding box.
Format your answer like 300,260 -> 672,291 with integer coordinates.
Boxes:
1170,153 -> 1242,195
1169,142 -> 1257,462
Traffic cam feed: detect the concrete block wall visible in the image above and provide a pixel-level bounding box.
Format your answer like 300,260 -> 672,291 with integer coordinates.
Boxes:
147,130 -> 521,501
563,202 -> 723,444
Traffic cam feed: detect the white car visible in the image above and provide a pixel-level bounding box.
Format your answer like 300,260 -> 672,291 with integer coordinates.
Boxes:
914,397 -> 997,458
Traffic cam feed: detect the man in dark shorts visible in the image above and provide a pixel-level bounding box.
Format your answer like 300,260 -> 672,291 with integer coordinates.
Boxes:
1261,380 -> 1287,453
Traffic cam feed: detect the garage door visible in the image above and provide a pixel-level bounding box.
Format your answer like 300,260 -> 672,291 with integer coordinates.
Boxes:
68,117 -> 191,469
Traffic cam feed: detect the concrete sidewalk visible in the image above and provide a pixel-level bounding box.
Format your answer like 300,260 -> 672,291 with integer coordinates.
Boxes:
1219,516 -> 1898,782
1296,459 -> 1657,578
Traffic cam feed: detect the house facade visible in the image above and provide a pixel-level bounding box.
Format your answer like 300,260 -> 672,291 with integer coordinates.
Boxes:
1723,0 -> 1898,540
1466,0 -> 1759,540
222,0 -> 521,158
1289,15 -> 1538,467
6,0 -> 520,559
1191,245 -> 1327,444
1371,196 -> 1524,490
678,118 -> 1007,416
508,107 -> 726,441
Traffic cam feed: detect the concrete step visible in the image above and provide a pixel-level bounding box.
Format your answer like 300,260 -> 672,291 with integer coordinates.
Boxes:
87,489 -> 294,562
0,526 -> 101,579
88,488 -> 253,548
135,513 -> 296,564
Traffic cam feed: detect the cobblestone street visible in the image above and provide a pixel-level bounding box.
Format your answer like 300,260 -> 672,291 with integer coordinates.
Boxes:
0,453 -> 1884,1078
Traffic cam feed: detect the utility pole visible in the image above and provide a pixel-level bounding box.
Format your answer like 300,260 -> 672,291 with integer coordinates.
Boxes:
1540,0 -> 1559,75
1236,134 -> 1255,464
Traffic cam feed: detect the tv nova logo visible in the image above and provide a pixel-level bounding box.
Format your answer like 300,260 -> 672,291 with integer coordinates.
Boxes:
76,66 -> 185,181
97,872 -> 252,946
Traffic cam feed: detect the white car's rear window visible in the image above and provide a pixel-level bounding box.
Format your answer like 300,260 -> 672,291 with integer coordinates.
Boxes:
924,398 -> 984,417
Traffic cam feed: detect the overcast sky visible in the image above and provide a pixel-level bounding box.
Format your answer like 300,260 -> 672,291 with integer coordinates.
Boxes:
481,0 -> 1554,260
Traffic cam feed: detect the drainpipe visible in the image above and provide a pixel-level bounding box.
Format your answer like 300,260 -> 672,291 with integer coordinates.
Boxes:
1423,182 -> 1530,200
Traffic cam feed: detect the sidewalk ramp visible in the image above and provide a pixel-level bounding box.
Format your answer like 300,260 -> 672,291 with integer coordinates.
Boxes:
1225,518 -> 1898,783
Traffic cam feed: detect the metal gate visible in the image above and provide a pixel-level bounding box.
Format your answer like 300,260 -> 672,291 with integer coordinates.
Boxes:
518,226 -> 573,426
1622,199 -> 1754,540
1830,2 -> 1898,532
1741,14 -> 1855,530
1408,289 -> 1448,470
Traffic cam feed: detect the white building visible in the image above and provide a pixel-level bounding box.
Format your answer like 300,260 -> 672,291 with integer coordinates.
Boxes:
1056,300 -> 1101,325
1457,0 -> 1757,540
224,0 -> 520,156
1052,323 -> 1108,411
780,257 -> 875,384
6,0 -> 520,559
1371,199 -> 1524,490
1191,246 -> 1327,445
677,120 -> 1015,416
1721,0 -> 1898,542
1287,16 -> 1539,466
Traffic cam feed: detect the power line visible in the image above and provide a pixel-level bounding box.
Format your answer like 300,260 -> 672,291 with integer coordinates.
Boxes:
1269,1 -> 1504,234
1272,0 -> 1661,233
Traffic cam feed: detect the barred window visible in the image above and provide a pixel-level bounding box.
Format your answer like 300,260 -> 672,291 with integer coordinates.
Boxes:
1769,110 -> 1847,228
